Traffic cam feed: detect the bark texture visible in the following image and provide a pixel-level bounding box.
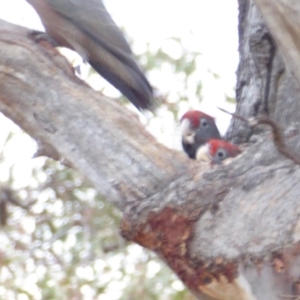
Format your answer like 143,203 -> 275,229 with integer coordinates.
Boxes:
254,0 -> 300,88
1,0 -> 300,297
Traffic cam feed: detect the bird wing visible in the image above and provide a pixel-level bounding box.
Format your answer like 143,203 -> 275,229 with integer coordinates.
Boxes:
47,0 -> 132,54
47,0 -> 153,110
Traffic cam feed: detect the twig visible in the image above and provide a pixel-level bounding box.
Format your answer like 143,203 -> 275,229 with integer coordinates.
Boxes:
218,107 -> 249,123
218,107 -> 300,165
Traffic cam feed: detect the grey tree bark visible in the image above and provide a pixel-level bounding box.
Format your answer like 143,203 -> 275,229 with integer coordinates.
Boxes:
1,0 -> 300,298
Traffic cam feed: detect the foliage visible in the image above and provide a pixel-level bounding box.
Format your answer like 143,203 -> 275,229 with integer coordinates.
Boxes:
0,129 -> 194,299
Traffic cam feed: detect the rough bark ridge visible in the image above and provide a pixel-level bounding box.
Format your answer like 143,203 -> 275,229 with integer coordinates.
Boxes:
254,0 -> 300,88
228,0 -> 300,144
1,0 -> 300,297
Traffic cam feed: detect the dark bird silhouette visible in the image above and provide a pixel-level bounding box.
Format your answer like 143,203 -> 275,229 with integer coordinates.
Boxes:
27,0 -> 153,110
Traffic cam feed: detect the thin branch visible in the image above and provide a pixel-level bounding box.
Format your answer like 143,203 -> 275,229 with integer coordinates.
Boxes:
219,107 -> 300,165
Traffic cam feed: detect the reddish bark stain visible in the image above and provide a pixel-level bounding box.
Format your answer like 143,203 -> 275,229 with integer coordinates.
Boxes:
121,206 -> 238,291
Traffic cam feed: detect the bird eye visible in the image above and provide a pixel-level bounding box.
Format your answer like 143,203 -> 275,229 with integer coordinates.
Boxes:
217,149 -> 226,158
201,118 -> 208,127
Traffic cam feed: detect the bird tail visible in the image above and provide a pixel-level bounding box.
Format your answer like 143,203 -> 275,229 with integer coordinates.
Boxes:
89,59 -> 153,110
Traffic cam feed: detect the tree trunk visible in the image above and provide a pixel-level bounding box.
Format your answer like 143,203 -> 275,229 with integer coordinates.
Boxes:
1,0 -> 300,298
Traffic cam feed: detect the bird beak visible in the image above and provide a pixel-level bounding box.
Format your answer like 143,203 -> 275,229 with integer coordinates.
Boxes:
195,144 -> 211,163
180,119 -> 195,144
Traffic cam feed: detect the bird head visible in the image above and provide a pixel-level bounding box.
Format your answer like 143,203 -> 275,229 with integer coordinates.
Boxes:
196,139 -> 241,164
180,110 -> 221,145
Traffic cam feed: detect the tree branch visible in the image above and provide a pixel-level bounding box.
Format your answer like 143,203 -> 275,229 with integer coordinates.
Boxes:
0,19 -> 190,210
2,18 -> 300,299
